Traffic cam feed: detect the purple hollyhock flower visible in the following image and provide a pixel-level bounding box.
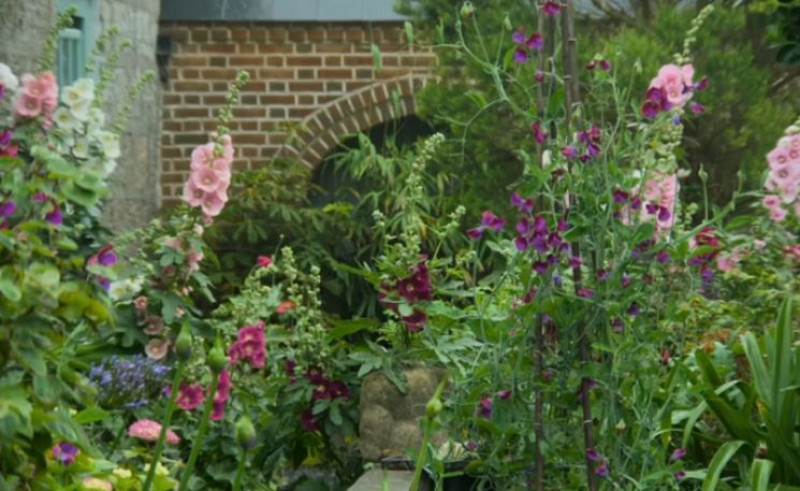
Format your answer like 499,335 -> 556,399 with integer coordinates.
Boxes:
511,30 -> 526,44
690,102 -> 705,114
657,206 -> 671,222
612,189 -> 629,203
467,227 -> 484,240
547,232 -> 562,249
532,261 -> 549,275
630,196 -> 642,211
526,33 -> 543,50
586,448 -> 602,462
301,408 -> 319,432
561,145 -> 577,159
645,203 -> 659,215
477,396 -> 493,418
671,447 -> 687,461
0,200 -> 15,217
599,59 -> 611,71
517,216 -> 533,235
514,236 -> 529,251
535,71 -> 545,83
657,250 -> 670,263
481,210 -> 506,231
541,1 -> 562,16
513,48 -> 529,64
530,234 -> 548,253
46,207 -> 63,226
403,310 -> 427,333
641,101 -> 660,119
627,303 -> 640,316
531,122 -> 547,144
533,215 -> 547,234
511,192 -> 534,213
595,461 -> 609,477
52,442 -> 80,465
497,389 -> 512,400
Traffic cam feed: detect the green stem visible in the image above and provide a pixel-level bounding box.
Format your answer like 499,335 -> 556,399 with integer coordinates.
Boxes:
232,447 -> 248,491
409,415 -> 433,491
178,371 -> 220,491
143,361 -> 185,491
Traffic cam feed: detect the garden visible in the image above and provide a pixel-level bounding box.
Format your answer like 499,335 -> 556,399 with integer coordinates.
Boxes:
0,1 -> 799,490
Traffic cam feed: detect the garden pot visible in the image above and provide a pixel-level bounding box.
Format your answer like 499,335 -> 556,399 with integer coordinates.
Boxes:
380,458 -> 494,491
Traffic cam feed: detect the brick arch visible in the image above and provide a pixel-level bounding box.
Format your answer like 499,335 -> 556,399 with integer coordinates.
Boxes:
277,74 -> 430,168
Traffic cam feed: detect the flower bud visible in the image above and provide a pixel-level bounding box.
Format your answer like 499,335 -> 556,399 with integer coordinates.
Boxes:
503,14 -> 512,31
460,1 -> 475,18
426,398 -> 443,418
235,415 -> 257,449
208,341 -> 227,374
175,322 -> 192,361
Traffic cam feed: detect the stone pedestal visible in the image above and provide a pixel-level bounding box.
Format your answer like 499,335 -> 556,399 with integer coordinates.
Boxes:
359,366 -> 447,461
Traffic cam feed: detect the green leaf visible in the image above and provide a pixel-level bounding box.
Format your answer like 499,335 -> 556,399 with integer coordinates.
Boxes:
371,43 -> 382,72
749,459 -> 774,491
0,278 -> 21,302
328,318 -> 378,340
62,181 -> 101,208
404,21 -> 414,48
74,407 -> 111,424
742,332 -> 771,408
702,440 -> 745,491
329,404 -> 343,426
397,302 -> 414,317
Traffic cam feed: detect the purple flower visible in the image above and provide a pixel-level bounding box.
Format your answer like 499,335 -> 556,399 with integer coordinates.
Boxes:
535,71 -> 545,83
552,273 -> 563,287
595,461 -> 609,478
585,60 -> 597,71
627,303 -> 640,316
513,48 -> 529,64
641,101 -> 661,119
630,196 -> 642,211
0,200 -> 15,217
674,471 -> 686,480
531,122 -> 548,144
533,261 -> 549,275
542,1 -> 562,16
657,206 -> 671,222
514,236 -> 528,251
526,33 -> 543,50
533,216 -> 547,234
301,408 -> 319,432
621,274 -> 631,288
531,235 -> 548,253
0,85 -> 4,101
694,77 -> 709,91
511,192 -> 534,213
46,207 -> 63,226
481,211 -> 506,231
465,441 -> 478,451
577,287 -> 595,298
52,442 -> 80,465
690,102 -> 705,114
497,389 -> 512,400
0,130 -> 11,146
568,256 -> 582,268
645,203 -> 659,215
586,448 -> 602,462
511,30 -> 526,44
599,59 -> 611,71
611,318 -> 623,332
557,218 -> 568,232
32,192 -> 47,203
586,141 -> 600,158
672,114 -> 682,126
671,447 -> 687,461
467,228 -> 484,240
596,269 -> 608,282
561,146 -> 577,159
657,250 -> 670,263
612,189 -> 629,203
403,310 -> 427,333
477,396 -> 493,418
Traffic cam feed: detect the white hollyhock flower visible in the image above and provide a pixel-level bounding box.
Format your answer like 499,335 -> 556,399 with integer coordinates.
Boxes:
100,158 -> 117,177
61,78 -> 95,107
0,63 -> 19,93
98,131 -> 121,160
69,98 -> 91,122
53,107 -> 78,130
72,137 -> 89,159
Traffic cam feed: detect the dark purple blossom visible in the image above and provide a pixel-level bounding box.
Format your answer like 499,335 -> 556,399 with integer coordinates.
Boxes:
599,59 -> 611,71
301,408 -> 319,432
511,192 -> 534,213
46,207 -> 63,225
657,250 -> 670,263
690,102 -> 705,114
531,122 -> 547,144
513,48 -> 529,64
481,211 -> 506,231
568,256 -> 582,268
611,318 -> 623,332
561,145 -> 577,159
552,273 -> 563,287
477,396 -> 493,418
52,442 -> 80,465
525,33 -> 543,50
403,310 -> 427,332
671,447 -> 687,461
467,228 -> 484,240
657,206 -> 671,222
627,303 -> 640,316
612,189 -> 629,203
535,71 -> 545,83
694,77 -> 709,91
0,200 -> 15,217
577,287 -> 595,298
541,1 -> 562,16
595,461 -> 609,478
557,218 -> 568,232
621,274 -> 631,288
533,261 -> 549,275
0,130 -> 11,146
497,389 -> 512,400
586,448 -> 602,462
674,471 -> 686,480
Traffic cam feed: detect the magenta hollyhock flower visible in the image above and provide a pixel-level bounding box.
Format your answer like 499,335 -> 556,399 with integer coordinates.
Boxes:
641,100 -> 661,119
88,245 -> 117,267
301,408 -> 318,431
497,389 -> 512,400
0,200 -> 15,217
45,206 -> 63,225
52,442 -> 80,465
596,269 -> 608,282
477,396 -> 493,418
0,129 -> 11,146
690,102 -> 705,114
403,310 -> 427,332
531,122 -> 548,144
229,322 -> 266,369
542,1 -> 562,16
467,227 -> 484,240
176,383 -> 204,411
256,255 -> 272,268
514,236 -> 529,251
694,77 -> 709,91
671,447 -> 687,461
480,210 -> 506,231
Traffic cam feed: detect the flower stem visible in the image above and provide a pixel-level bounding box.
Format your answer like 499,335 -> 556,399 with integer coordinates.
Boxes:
177,371 -> 220,491
232,447 -> 248,491
409,415 -> 433,491
143,361 -> 185,491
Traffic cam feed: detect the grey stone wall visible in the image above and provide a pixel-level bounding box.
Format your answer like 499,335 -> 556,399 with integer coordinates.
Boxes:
0,0 -> 161,230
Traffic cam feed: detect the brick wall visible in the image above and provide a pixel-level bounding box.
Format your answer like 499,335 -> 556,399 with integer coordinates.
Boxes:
158,22 -> 436,206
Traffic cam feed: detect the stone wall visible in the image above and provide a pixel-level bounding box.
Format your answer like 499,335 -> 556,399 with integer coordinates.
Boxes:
157,22 -> 435,206
0,0 -> 161,230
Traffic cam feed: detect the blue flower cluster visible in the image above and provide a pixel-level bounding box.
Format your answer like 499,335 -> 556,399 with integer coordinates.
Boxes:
88,355 -> 170,409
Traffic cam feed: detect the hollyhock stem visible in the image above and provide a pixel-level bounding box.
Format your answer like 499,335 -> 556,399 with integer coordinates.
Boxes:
561,1 -> 597,489
177,371 -> 220,491
232,447 -> 248,491
142,361 -> 185,491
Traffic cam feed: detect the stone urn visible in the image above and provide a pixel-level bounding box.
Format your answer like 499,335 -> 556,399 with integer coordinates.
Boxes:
359,366 -> 447,462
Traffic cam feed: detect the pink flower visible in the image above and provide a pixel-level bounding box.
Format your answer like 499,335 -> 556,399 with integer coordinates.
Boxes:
767,147 -> 792,171
128,419 -> 180,444
183,179 -> 206,207
176,383 -> 205,411
763,195 -> 781,209
211,369 -> 231,421
14,91 -> 42,118
770,207 -> 787,222
229,322 -> 267,369
276,301 -> 295,315
134,295 -> 148,312
190,142 -> 217,171
191,166 -> 228,193
13,72 -> 58,125
201,188 -> 228,217
142,316 -> 165,335
716,252 -> 740,272
649,64 -> 693,108
257,255 -> 272,268
145,338 -> 170,360
186,248 -> 204,273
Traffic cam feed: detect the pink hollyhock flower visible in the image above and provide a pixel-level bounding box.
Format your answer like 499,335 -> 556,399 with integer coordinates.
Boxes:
767,147 -> 792,171
257,255 -> 272,268
142,316 -> 165,335
176,383 -> 204,410
128,419 -> 180,444
52,442 -> 79,465
716,253 -> 740,272
183,179 -> 205,208
82,477 -> 113,491
210,369 -> 231,421
780,182 -> 798,204
134,295 -> 148,312
770,207 -> 787,222
191,166 -> 228,193
186,248 -> 204,273
14,91 -> 42,118
14,72 -> 58,125
795,200 -> 800,218
649,64 -> 693,108
229,322 -> 267,368
201,188 -> 228,217
763,195 -> 781,209
145,338 -> 170,360
276,300 -> 295,314
190,142 -> 216,170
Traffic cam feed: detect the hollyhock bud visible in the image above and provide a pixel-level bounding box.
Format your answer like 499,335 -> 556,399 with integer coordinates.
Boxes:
460,1 -> 475,18
175,322 -> 193,361
235,415 -> 257,449
426,397 -> 443,418
208,342 -> 227,374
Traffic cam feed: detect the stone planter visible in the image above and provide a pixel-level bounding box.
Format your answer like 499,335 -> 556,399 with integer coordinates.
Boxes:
359,366 -> 447,462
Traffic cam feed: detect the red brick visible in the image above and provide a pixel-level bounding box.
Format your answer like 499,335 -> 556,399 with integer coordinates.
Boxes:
209,56 -> 227,67
239,44 -> 257,54
201,68 -> 238,80
161,147 -> 182,158
202,43 -> 236,54
319,68 -> 351,79
231,28 -> 249,42
267,28 -> 287,42
242,80 -> 267,92
286,56 -> 322,67
250,28 -> 267,43
174,108 -> 209,118
290,107 -> 315,118
191,29 -> 209,42
298,95 -> 314,104
317,95 -> 338,104
229,55 -> 264,66
343,55 -> 373,66
184,121 -> 201,131
163,94 -> 181,105
173,81 -> 209,91
258,44 -> 293,54
210,28 -> 230,42
290,81 -> 324,91
288,29 -> 306,42
265,56 -> 285,67
182,68 -> 200,79
184,94 -> 201,104
203,95 -> 227,105
344,28 -> 365,42
260,94 -> 294,104
307,28 -> 325,42
316,43 -> 352,54
172,56 -> 208,67
242,147 -> 259,158
324,56 -> 342,67
232,107 -> 266,118
256,68 -> 294,79
346,81 -> 370,91
240,121 -> 258,131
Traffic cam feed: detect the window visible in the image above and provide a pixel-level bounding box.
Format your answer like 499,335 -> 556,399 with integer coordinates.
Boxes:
56,0 -> 99,86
